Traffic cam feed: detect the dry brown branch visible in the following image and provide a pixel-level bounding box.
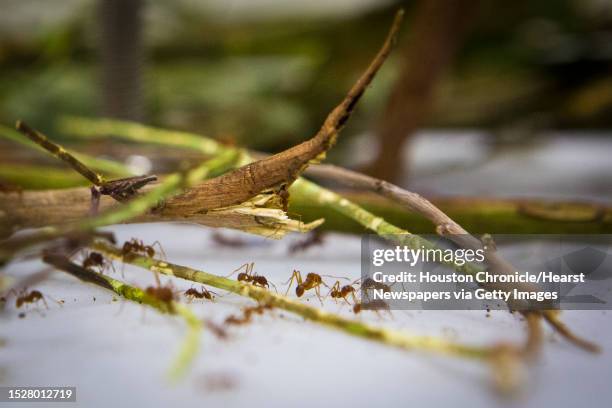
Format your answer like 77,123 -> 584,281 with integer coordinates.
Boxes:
305,163 -> 600,353
163,10 -> 403,216
1,10 -> 402,229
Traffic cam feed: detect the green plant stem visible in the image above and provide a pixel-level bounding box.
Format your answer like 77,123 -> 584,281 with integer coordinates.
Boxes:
92,240 -> 495,360
59,117 -> 225,157
59,117 -> 600,353
0,124 -> 133,178
42,253 -> 200,380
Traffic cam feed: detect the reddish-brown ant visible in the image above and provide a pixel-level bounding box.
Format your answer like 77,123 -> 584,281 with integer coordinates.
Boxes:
203,319 -> 229,340
225,304 -> 272,326
230,263 -> 274,290
361,277 -> 392,293
284,270 -> 329,302
82,251 -> 114,273
327,279 -> 359,304
353,299 -> 391,315
13,289 -> 48,309
288,231 -> 324,254
211,232 -> 247,248
185,286 -> 216,302
145,272 -> 176,311
121,238 -> 165,259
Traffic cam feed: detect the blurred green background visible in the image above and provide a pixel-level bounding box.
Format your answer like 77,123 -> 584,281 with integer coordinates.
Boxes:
1,0 -> 612,162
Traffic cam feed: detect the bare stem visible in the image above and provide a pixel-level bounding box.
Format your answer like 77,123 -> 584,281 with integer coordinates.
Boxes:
16,121 -> 106,186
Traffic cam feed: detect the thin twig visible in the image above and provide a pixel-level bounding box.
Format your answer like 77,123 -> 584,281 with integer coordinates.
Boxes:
16,121 -> 106,186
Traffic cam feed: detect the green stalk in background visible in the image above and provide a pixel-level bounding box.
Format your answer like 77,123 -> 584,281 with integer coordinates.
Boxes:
0,123 -> 133,178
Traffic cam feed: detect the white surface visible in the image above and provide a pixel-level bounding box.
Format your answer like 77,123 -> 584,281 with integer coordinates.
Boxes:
2,133 -> 611,407
1,225 -> 611,408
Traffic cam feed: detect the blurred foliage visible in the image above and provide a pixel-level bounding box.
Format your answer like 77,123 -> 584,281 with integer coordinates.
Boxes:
1,0 -> 611,154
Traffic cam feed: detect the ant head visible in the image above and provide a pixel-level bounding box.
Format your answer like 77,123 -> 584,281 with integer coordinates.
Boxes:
296,285 -> 305,297
353,304 -> 361,314
237,272 -> 247,281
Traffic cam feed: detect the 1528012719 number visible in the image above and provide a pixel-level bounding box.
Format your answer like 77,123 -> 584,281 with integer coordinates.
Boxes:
2,387 -> 76,402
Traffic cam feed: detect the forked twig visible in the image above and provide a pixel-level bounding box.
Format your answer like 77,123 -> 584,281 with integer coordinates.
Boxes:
306,164 -> 600,353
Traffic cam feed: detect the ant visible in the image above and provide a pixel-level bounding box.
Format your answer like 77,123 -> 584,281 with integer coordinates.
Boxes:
203,319 -> 229,340
225,304 -> 272,326
288,231 -> 324,254
212,232 -> 247,248
353,299 -> 391,315
82,251 -> 114,273
145,272 -> 176,311
230,263 -> 274,290
284,270 -> 329,302
327,279 -> 360,304
13,289 -> 48,309
361,278 -> 392,293
185,286 -> 216,302
121,238 -> 165,260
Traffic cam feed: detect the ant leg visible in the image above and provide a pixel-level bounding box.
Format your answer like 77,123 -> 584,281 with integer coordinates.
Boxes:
320,274 -> 350,282
151,241 -> 167,259
283,270 -> 302,296
152,270 -> 161,287
314,285 -> 324,305
325,281 -> 341,301
226,263 -> 248,278
246,262 -> 255,276
40,296 -> 49,309
340,295 -> 354,306
106,260 -> 117,275
267,281 -> 278,293
114,298 -> 126,316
